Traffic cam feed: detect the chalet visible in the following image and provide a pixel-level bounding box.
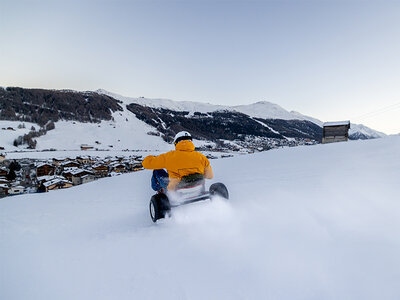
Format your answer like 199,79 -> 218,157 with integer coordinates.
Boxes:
322,121 -> 351,144
80,144 -> 94,150
0,178 -> 9,185
71,169 -> 95,185
36,163 -> 56,177
0,184 -> 9,197
60,161 -> 80,169
81,174 -> 96,185
0,153 -> 5,162
37,175 -> 66,184
0,168 -> 7,177
62,167 -> 79,181
129,162 -> 143,172
76,156 -> 93,164
43,178 -> 73,192
92,164 -> 108,177
109,162 -> 127,173
52,157 -> 70,166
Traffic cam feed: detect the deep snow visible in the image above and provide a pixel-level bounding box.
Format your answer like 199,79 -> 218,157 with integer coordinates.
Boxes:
1,137 -> 400,300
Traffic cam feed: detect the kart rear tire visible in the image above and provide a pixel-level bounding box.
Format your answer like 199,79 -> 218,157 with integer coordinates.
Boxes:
150,193 -> 170,222
209,183 -> 229,200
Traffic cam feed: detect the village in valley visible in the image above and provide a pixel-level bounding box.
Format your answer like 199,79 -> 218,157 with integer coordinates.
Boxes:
0,151 -> 144,198
0,120 -> 349,199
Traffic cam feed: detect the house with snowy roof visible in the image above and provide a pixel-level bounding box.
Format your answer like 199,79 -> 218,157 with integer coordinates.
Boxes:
0,178 -> 9,185
42,178 -> 73,192
0,168 -> 8,177
91,164 -> 109,177
52,157 -> 70,166
80,173 -> 96,185
109,162 -> 127,173
76,156 -> 93,164
70,169 -> 95,185
80,144 -> 94,150
60,160 -> 80,169
36,163 -> 56,177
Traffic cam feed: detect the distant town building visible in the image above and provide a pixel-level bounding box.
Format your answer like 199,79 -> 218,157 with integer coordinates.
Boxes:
71,169 -> 95,185
322,121 -> 350,144
81,174 -> 96,185
0,178 -> 9,185
60,161 -> 80,169
36,163 -> 56,177
42,178 -> 73,192
92,164 -> 109,177
129,162 -> 143,172
0,168 -> 7,177
76,156 -> 93,164
109,162 -> 127,173
0,153 -> 5,162
80,144 -> 94,150
0,184 -> 9,197
8,186 -> 25,195
52,158 -> 70,166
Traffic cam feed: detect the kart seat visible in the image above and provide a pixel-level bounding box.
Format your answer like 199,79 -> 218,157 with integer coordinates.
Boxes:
175,173 -> 206,197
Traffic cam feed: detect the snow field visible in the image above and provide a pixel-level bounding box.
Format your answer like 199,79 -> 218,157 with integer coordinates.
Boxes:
1,137 -> 400,300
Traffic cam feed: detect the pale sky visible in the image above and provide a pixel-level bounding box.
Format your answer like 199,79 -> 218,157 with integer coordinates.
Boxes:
1,0 -> 399,134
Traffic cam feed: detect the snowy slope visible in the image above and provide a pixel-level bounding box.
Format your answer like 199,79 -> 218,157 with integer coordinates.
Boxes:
1,136 -> 399,300
0,110 -> 171,152
0,121 -> 38,150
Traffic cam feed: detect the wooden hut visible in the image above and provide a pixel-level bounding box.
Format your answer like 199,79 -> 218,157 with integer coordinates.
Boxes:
36,163 -> 56,177
0,168 -> 8,177
92,164 -> 109,177
322,121 -> 350,144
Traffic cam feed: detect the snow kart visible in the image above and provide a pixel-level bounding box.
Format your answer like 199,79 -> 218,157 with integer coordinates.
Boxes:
149,174 -> 229,223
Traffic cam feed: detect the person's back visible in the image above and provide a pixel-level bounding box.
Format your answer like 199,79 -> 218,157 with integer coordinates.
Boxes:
142,131 -> 213,191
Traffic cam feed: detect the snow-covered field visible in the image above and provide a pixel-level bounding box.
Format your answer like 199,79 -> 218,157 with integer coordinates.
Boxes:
0,111 -> 170,152
1,137 -> 399,300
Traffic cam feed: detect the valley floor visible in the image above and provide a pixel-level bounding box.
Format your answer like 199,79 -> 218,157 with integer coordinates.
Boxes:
1,137 -> 399,300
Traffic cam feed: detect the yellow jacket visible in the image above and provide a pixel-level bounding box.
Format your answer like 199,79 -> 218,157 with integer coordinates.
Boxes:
142,140 -> 213,190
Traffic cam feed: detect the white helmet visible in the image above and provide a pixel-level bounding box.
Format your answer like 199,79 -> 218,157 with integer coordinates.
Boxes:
173,131 -> 192,145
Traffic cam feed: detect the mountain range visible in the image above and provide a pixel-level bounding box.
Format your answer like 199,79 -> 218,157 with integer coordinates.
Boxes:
0,86 -> 386,152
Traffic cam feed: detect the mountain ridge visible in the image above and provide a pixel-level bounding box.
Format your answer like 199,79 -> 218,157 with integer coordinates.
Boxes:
96,88 -> 386,139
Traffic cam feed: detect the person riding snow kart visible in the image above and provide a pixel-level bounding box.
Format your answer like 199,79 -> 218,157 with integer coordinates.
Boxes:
142,131 -> 214,193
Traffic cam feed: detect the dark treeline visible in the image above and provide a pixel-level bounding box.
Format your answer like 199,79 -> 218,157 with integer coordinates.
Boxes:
126,103 -> 322,142
0,87 -> 123,125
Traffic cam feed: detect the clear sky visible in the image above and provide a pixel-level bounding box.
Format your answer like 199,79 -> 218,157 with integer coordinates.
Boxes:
1,0 -> 399,134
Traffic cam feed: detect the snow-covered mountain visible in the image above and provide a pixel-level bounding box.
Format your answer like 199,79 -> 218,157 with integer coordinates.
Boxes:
97,89 -> 385,139
1,136 -> 399,300
96,89 -> 315,121
349,123 -> 387,139
0,87 -> 386,152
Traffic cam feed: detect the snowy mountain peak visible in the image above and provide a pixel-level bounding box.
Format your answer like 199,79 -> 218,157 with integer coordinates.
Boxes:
96,89 -> 302,120
95,89 -> 386,139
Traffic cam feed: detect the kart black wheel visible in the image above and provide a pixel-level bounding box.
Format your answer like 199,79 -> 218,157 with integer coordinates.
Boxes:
209,183 -> 229,200
149,193 -> 170,222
